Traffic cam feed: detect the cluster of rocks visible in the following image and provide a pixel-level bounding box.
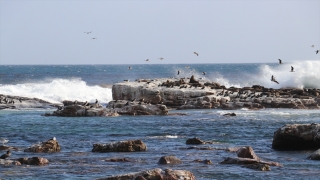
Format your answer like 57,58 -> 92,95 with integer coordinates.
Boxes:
0,94 -> 56,110
0,138 -> 60,167
44,99 -> 168,117
112,76 -> 320,110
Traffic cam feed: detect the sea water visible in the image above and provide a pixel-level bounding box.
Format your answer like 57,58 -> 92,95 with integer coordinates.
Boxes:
0,62 -> 320,179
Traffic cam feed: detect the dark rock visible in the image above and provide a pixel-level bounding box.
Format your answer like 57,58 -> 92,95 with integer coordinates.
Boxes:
244,163 -> 271,171
223,112 -> 236,116
158,156 -> 182,165
307,149 -> 320,160
186,137 -> 205,144
92,140 -> 147,152
17,157 -> 49,165
272,124 -> 320,150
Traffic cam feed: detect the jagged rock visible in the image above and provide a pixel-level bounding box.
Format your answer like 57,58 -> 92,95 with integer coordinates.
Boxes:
193,159 -> 212,164
96,168 -> 196,180
244,163 -> 271,171
186,137 -> 205,144
307,149 -> 320,160
92,140 -> 147,152
272,123 -> 320,150
24,138 -> 61,153
158,156 -> 182,165
236,146 -> 260,160
17,157 -> 49,165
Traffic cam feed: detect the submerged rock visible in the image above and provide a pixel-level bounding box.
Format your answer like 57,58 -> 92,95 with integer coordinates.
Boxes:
17,157 -> 49,165
92,140 -> 147,152
96,168 -> 196,180
158,156 -> 182,165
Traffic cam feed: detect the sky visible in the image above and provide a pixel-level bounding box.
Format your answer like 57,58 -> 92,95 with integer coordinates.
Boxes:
0,0 -> 319,65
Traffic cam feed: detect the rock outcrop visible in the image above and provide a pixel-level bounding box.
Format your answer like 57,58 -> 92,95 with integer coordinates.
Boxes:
0,95 -> 56,110
96,168 -> 196,180
92,140 -> 147,152
112,77 -> 320,110
307,149 -> 320,160
24,138 -> 61,153
17,157 -> 49,165
272,123 -> 320,150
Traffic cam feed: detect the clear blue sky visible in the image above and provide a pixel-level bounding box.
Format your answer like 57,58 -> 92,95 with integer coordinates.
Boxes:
0,0 -> 319,65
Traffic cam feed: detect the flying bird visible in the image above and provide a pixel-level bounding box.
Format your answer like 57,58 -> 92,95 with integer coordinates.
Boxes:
194,52 -> 199,56
290,66 -> 294,72
84,31 -> 92,34
278,59 -> 282,64
145,59 -> 149,62
177,70 -> 180,75
128,66 -> 132,70
92,37 -> 97,40
158,57 -> 164,60
311,45 -> 314,48
316,50 -> 319,54
271,75 -> 279,84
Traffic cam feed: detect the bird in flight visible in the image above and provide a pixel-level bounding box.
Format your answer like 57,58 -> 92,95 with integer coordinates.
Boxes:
128,66 -> 132,70
271,75 -> 279,84
290,66 -> 294,72
177,70 -> 180,75
145,59 -> 149,62
158,57 -> 164,60
278,59 -> 282,64
194,52 -> 199,56
311,45 -> 314,48
316,50 -> 319,54
84,31 -> 92,34
92,37 -> 97,40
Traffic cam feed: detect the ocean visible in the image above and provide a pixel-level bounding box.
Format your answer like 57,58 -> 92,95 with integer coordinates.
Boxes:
1,62 -> 320,179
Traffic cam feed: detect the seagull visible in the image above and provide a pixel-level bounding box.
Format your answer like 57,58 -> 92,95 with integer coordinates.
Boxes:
278,59 -> 282,64
311,45 -> 314,48
50,137 -> 56,141
0,138 -> 9,146
0,150 -> 11,159
128,66 -> 132,70
123,79 -> 129,82
95,99 -> 98,104
290,66 -> 294,72
145,59 -> 149,62
194,52 -> 199,56
158,57 -> 164,60
316,50 -> 319,54
84,31 -> 92,34
92,37 -> 97,40
177,70 -> 180,75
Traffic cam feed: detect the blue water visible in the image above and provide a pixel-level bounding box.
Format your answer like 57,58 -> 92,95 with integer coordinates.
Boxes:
1,63 -> 320,179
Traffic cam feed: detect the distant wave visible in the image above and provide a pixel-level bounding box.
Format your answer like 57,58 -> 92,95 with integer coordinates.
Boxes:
179,60 -> 320,89
0,78 -> 112,104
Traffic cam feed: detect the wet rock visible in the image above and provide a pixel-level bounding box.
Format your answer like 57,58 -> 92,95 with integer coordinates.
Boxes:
236,146 -> 260,160
307,149 -> 320,160
96,168 -> 196,180
220,157 -> 282,167
223,112 -> 236,116
244,163 -> 271,171
186,137 -> 205,144
105,158 -> 131,162
0,159 -> 21,166
17,157 -> 49,165
0,95 -> 56,110
193,159 -> 212,164
92,140 -> 147,152
158,156 -> 182,165
24,138 -> 61,153
272,123 -> 320,150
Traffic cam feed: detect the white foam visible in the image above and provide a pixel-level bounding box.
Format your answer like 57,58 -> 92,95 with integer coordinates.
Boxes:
0,78 -> 112,104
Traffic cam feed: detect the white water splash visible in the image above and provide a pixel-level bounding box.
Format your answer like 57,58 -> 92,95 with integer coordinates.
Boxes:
0,78 -> 112,104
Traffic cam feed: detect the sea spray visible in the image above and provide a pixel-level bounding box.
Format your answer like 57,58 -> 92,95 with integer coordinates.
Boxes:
0,78 -> 112,104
